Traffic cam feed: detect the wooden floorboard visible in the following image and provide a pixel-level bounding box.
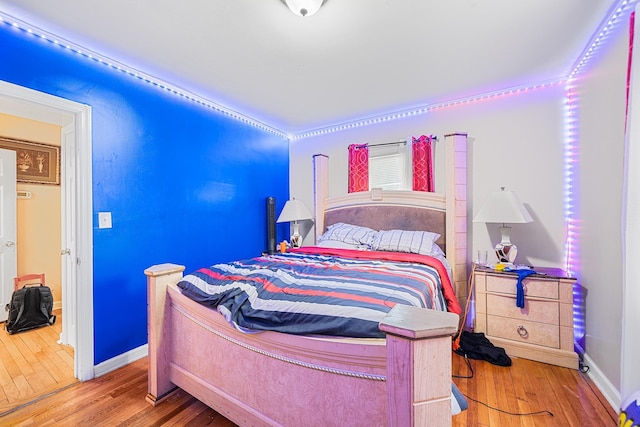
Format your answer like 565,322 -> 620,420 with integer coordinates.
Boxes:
0,350 -> 618,426
0,309 -> 77,415
452,353 -> 618,427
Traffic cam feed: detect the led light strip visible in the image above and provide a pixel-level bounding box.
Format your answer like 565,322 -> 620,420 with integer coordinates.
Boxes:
293,0 -> 639,139
562,0 -> 638,274
0,12 -> 288,139
292,79 -> 566,140
562,84 -> 580,277
563,83 -> 584,341
2,1 -> 637,141
570,0 -> 639,79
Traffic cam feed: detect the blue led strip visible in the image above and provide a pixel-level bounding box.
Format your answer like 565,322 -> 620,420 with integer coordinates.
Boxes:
2,1 -> 638,140
570,0 -> 639,79
292,0 -> 640,139
561,0 -> 636,349
291,79 -> 566,140
562,0 -> 638,274
0,12 -> 288,139
562,83 -> 580,277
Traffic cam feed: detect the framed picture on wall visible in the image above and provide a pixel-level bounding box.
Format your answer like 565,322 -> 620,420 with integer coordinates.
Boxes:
0,136 -> 60,185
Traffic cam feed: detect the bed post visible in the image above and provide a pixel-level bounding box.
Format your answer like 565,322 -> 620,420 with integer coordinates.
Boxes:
313,153 -> 329,243
380,305 -> 459,427
145,263 -> 185,406
444,132 -> 468,310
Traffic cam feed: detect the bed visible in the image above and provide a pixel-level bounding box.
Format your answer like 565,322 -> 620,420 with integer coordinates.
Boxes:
145,132 -> 468,426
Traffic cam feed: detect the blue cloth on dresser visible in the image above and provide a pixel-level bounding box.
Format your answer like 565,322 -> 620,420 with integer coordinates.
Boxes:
514,269 -> 537,308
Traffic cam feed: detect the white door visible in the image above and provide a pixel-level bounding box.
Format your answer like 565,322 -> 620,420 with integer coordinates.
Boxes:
0,149 -> 17,323
60,123 -> 76,347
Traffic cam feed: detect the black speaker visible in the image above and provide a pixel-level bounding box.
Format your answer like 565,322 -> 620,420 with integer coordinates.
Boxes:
266,197 -> 277,254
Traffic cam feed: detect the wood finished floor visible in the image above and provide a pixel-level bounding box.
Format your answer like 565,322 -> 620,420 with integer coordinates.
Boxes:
0,350 -> 617,426
0,309 -> 76,416
451,353 -> 617,427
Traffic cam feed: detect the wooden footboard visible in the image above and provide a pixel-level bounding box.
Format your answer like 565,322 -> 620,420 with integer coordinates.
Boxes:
146,264 -> 459,427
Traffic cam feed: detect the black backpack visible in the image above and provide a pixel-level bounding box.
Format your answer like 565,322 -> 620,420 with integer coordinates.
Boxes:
5,284 -> 56,334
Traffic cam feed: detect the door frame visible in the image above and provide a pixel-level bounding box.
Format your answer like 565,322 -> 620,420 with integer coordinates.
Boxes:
0,148 -> 16,324
0,80 -> 94,381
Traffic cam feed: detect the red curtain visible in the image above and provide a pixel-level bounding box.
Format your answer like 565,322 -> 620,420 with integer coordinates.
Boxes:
412,135 -> 434,192
627,11 -> 635,132
348,144 -> 369,193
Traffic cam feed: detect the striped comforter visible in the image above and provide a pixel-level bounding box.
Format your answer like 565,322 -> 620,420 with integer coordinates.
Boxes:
177,247 -> 461,338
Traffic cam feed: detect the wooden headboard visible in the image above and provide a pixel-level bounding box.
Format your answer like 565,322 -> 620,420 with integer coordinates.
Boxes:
322,191 -> 447,250
312,132 -> 469,307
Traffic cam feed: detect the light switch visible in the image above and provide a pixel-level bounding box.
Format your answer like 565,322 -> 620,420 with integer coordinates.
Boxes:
98,212 -> 112,229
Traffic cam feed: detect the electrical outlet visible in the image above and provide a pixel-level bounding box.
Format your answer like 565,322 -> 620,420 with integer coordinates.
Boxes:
98,212 -> 112,229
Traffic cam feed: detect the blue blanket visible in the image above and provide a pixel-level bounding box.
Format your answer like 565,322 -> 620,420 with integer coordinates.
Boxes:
177,249 -> 452,338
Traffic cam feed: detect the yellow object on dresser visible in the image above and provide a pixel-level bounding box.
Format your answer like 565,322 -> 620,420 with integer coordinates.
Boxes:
473,265 -> 579,369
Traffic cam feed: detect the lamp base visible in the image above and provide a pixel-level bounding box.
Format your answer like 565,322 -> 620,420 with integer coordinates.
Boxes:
290,233 -> 302,248
290,221 -> 303,248
495,242 -> 517,263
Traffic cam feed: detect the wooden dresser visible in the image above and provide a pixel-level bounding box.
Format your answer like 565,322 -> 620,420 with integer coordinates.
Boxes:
473,265 -> 578,369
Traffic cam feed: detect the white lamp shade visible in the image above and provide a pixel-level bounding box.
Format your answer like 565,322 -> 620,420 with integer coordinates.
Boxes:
281,0 -> 326,16
277,199 -> 313,223
473,187 -> 533,224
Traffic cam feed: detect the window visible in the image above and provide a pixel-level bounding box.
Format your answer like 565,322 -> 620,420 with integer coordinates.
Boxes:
368,141 -> 411,190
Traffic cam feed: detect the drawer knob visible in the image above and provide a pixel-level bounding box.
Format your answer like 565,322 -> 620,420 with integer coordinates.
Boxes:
517,325 -> 529,338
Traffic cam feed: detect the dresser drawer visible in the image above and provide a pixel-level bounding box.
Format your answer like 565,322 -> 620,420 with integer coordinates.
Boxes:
487,315 -> 560,349
473,266 -> 578,368
485,274 -> 559,300
486,294 -> 559,324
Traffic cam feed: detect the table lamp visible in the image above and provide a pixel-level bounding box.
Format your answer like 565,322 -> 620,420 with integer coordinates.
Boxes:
277,198 -> 313,248
473,187 -> 533,264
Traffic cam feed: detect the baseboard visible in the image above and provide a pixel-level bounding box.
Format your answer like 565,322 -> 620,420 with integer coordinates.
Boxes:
93,344 -> 148,378
583,352 -> 621,412
487,335 -> 579,369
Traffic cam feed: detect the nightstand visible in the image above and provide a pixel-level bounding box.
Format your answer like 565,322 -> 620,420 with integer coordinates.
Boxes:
473,265 -> 578,369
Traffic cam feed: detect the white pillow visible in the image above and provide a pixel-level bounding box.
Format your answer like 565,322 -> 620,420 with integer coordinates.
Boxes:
370,229 -> 442,256
430,242 -> 446,257
318,223 -> 377,246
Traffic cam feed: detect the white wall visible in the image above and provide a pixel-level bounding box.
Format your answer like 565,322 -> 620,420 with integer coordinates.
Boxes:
621,4 -> 640,401
577,20 -> 628,402
290,84 -> 567,270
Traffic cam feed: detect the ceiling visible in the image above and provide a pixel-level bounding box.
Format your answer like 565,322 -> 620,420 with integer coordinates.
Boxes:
0,0 -> 619,134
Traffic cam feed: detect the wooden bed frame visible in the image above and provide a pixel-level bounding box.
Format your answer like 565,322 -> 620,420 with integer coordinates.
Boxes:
145,132 -> 468,426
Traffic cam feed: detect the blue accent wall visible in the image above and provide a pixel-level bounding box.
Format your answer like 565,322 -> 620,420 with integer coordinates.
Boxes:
0,25 -> 290,364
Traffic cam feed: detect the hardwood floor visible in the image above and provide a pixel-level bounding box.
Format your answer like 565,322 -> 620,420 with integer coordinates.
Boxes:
0,350 -> 617,426
0,309 -> 76,416
0,357 -> 233,426
451,353 -> 618,427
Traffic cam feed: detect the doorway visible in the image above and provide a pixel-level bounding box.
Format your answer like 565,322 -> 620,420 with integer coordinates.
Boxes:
0,80 -> 94,382
0,128 -> 61,324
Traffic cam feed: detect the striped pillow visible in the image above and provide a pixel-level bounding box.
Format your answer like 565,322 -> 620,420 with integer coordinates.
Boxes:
318,223 -> 377,246
370,229 -> 441,256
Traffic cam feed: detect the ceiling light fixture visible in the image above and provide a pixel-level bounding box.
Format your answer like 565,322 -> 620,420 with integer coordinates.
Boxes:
281,0 -> 327,17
